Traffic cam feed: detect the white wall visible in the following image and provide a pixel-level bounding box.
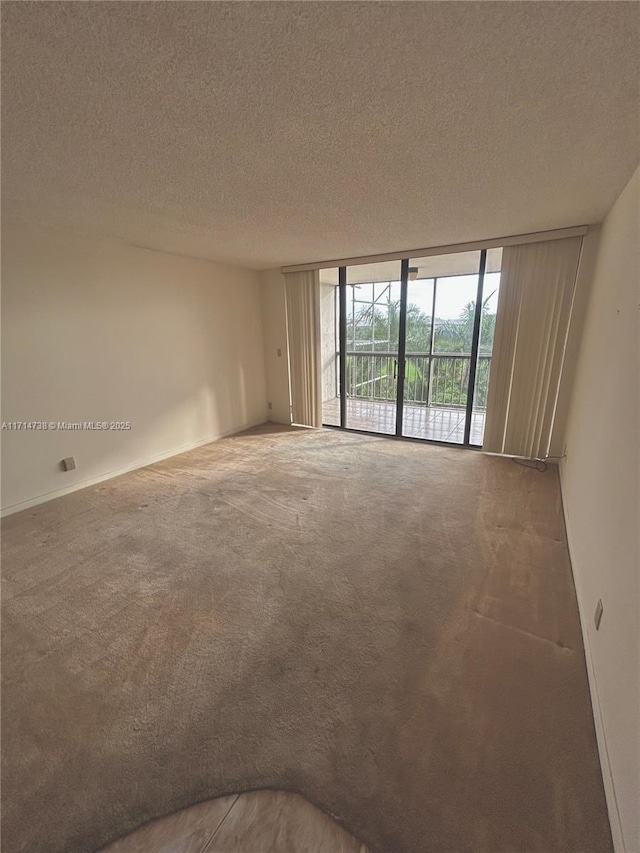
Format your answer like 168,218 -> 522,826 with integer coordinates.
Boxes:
1,221 -> 268,513
560,166 -> 639,852
259,269 -> 291,425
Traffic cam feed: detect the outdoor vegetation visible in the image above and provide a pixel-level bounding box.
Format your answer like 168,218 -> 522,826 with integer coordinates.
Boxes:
345,287 -> 497,410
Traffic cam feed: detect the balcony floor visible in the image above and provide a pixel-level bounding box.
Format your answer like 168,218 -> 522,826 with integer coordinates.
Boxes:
322,398 -> 486,445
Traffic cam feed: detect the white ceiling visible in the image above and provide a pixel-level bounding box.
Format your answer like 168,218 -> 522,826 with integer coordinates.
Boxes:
2,2 -> 639,270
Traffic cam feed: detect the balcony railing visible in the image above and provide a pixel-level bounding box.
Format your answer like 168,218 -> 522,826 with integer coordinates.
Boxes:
345,352 -> 492,410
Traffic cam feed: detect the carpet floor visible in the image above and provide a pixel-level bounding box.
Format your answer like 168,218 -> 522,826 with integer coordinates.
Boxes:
2,424 -> 611,853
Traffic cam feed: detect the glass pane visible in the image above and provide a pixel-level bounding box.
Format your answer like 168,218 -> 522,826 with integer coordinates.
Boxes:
408,249 -> 482,279
344,261 -> 401,435
432,277 -> 478,356
320,268 -> 340,426
471,255 -> 502,446
486,247 -> 502,273
403,252 -> 481,443
403,276 -> 434,439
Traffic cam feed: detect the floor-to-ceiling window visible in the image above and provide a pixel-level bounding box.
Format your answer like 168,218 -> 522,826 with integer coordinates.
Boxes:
321,248 -> 502,447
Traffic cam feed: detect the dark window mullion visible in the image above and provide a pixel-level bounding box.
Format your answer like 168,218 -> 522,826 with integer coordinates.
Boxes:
463,250 -> 487,445
395,259 -> 409,436
339,267 -> 347,428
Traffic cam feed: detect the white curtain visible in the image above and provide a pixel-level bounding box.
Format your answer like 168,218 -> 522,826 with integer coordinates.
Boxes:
483,236 -> 583,458
284,270 -> 322,427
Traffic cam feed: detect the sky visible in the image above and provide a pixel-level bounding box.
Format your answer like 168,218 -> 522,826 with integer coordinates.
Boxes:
351,272 -> 501,321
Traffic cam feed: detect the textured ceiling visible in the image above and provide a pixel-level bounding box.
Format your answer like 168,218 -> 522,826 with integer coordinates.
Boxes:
2,2 -> 639,270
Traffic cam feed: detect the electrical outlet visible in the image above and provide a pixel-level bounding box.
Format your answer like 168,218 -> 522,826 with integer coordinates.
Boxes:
594,599 -> 603,630
61,457 -> 76,472
277,348 -> 282,357
268,402 -> 273,410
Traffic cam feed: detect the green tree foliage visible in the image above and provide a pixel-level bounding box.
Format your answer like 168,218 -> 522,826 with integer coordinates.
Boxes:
346,290 -> 497,409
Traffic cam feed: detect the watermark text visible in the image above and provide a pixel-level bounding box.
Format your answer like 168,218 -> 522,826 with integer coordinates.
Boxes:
2,421 -> 132,431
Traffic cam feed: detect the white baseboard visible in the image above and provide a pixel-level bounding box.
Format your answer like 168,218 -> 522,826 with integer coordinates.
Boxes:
0,418 -> 268,518
558,466 -> 625,852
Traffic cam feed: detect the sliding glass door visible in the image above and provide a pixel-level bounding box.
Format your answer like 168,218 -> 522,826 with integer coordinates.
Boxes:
405,250 -> 485,444
321,249 -> 502,447
343,261 -> 402,435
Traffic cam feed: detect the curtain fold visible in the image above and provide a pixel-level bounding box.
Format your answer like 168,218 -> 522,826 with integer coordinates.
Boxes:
284,270 -> 322,427
483,236 -> 582,458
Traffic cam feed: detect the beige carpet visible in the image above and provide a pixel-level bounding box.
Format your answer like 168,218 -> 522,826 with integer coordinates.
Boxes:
2,425 -> 611,853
